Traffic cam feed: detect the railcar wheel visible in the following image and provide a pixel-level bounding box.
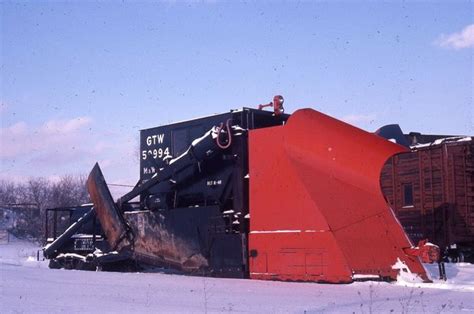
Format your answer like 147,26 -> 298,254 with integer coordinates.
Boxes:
48,259 -> 62,269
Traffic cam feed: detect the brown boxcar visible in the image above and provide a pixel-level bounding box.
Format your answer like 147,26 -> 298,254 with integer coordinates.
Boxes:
381,137 -> 474,261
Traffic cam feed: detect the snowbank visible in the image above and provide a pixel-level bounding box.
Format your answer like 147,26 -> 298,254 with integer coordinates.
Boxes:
1,239 -> 473,313
0,234 -> 48,269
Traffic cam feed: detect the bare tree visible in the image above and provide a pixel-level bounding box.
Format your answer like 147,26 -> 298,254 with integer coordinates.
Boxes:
0,180 -> 18,205
1,174 -> 90,240
27,177 -> 52,210
50,175 -> 89,207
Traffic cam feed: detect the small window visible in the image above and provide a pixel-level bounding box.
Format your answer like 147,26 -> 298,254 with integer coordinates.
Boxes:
402,184 -> 414,207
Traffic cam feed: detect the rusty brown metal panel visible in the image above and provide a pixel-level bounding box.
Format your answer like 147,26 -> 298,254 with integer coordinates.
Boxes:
124,211 -> 208,271
87,163 -> 130,250
418,150 -> 426,238
380,139 -> 474,249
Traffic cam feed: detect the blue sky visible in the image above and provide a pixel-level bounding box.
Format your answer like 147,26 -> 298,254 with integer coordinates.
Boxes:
1,1 -> 473,189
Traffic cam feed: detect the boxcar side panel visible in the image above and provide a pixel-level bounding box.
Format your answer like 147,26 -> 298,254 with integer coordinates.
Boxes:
381,139 -> 474,250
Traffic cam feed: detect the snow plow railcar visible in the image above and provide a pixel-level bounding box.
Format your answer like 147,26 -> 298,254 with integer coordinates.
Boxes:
43,97 -> 439,283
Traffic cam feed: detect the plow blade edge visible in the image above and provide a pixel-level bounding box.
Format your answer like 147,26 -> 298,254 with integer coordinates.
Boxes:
87,163 -> 130,251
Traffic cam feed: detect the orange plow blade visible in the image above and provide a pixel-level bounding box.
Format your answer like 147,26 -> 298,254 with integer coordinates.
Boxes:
248,108 -> 429,283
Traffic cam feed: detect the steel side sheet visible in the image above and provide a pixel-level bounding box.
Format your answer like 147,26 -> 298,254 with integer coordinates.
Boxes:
249,108 -> 429,282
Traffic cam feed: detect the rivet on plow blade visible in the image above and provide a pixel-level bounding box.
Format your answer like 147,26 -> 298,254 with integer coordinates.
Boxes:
248,108 -> 430,283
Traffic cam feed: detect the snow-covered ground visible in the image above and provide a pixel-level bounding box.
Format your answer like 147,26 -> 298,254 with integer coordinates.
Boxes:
1,237 -> 473,313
